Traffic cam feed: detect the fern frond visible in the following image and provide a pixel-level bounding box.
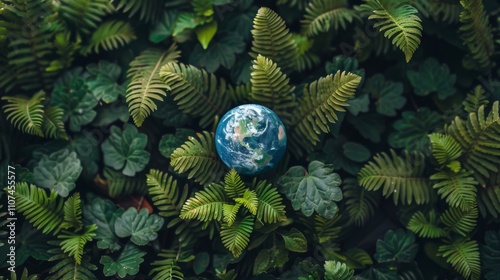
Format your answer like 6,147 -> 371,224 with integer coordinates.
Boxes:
314,214 -> 342,244
146,169 -> 188,218
14,183 -> 64,235
438,238 -> 481,280
61,193 -> 83,231
58,224 -> 97,264
180,183 -> 228,222
250,8 -> 298,73
42,106 -> 69,140
56,0 -> 114,36
223,203 -> 241,226
430,170 -> 477,210
477,178 -> 500,218
255,180 -> 287,224
150,259 -> 183,280
224,169 -> 246,199
445,101 -> 500,185
440,206 -> 478,236
302,0 -> 360,37
250,55 -> 297,126
407,210 -> 445,238
2,91 -> 45,137
234,189 -> 258,215
115,0 -> 164,23
47,249 -> 97,280
82,20 -> 136,54
463,85 -> 489,113
343,178 -> 379,227
428,0 -> 461,24
104,167 -> 146,198
220,215 -> 254,257
293,34 -> 321,72
170,131 -> 226,185
459,0 -> 494,70
159,62 -> 233,128
428,133 -> 462,167
357,0 -> 423,62
358,150 -> 432,205
290,70 -> 361,156
126,45 -> 181,127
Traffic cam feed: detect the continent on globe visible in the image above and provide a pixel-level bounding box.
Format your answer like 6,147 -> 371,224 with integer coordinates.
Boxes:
215,104 -> 287,175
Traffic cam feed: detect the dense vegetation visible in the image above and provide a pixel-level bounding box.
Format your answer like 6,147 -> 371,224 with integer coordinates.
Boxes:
0,0 -> 500,279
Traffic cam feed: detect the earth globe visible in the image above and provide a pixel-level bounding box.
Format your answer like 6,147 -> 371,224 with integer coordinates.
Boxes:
215,104 -> 287,175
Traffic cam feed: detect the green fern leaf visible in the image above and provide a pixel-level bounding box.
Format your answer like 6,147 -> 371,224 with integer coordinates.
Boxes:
223,203 -> 241,226
234,189 -> 259,215
445,101 -> 500,185
180,183 -> 228,222
255,180 -> 287,224
224,169 -> 246,199
290,71 -> 361,155
324,260 -> 354,280
250,55 -> 297,126
250,8 -> 298,73
170,131 -> 226,185
440,206 -> 478,236
343,178 -> 380,226
41,106 -> 69,140
429,133 -> 463,167
314,214 -> 342,244
82,20 -> 136,54
357,0 -> 423,62
14,183 -> 64,235
146,169 -> 188,218
55,0 -> 114,36
126,45 -> 181,126
159,62 -> 233,128
2,91 -> 45,137
427,0 -> 461,23
61,193 -> 83,231
459,0 -> 494,70
358,150 -> 432,205
463,85 -> 489,113
477,173 -> 500,218
104,167 -> 146,198
150,259 -> 184,280
47,250 -> 97,280
58,224 -> 97,264
407,210 -> 445,238
220,215 -> 254,257
302,0 -> 360,37
115,0 -> 164,23
438,237 -> 481,280
430,170 -> 477,210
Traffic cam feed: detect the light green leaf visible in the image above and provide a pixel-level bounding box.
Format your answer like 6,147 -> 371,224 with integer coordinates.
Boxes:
196,20 -> 218,49
114,208 -> 164,246
101,123 -> 150,176
100,243 -> 146,278
173,12 -> 207,36
278,161 -> 342,219
407,58 -> 456,100
375,229 -> 418,263
33,149 -> 82,197
364,74 -> 406,116
83,194 -> 124,251
281,228 -> 308,253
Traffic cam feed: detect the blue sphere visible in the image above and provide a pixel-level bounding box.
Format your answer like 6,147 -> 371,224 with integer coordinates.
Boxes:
215,104 -> 287,175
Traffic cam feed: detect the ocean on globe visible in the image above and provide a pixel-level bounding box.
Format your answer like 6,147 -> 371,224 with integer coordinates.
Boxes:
215,104 -> 287,175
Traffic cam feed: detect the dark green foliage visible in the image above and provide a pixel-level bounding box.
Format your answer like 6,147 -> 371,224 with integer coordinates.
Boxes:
2,1 -> 499,279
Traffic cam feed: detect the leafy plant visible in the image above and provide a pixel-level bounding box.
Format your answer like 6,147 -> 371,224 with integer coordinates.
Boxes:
2,1 -> 500,279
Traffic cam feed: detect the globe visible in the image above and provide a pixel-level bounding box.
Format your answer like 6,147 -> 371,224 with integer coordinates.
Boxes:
215,104 -> 287,175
